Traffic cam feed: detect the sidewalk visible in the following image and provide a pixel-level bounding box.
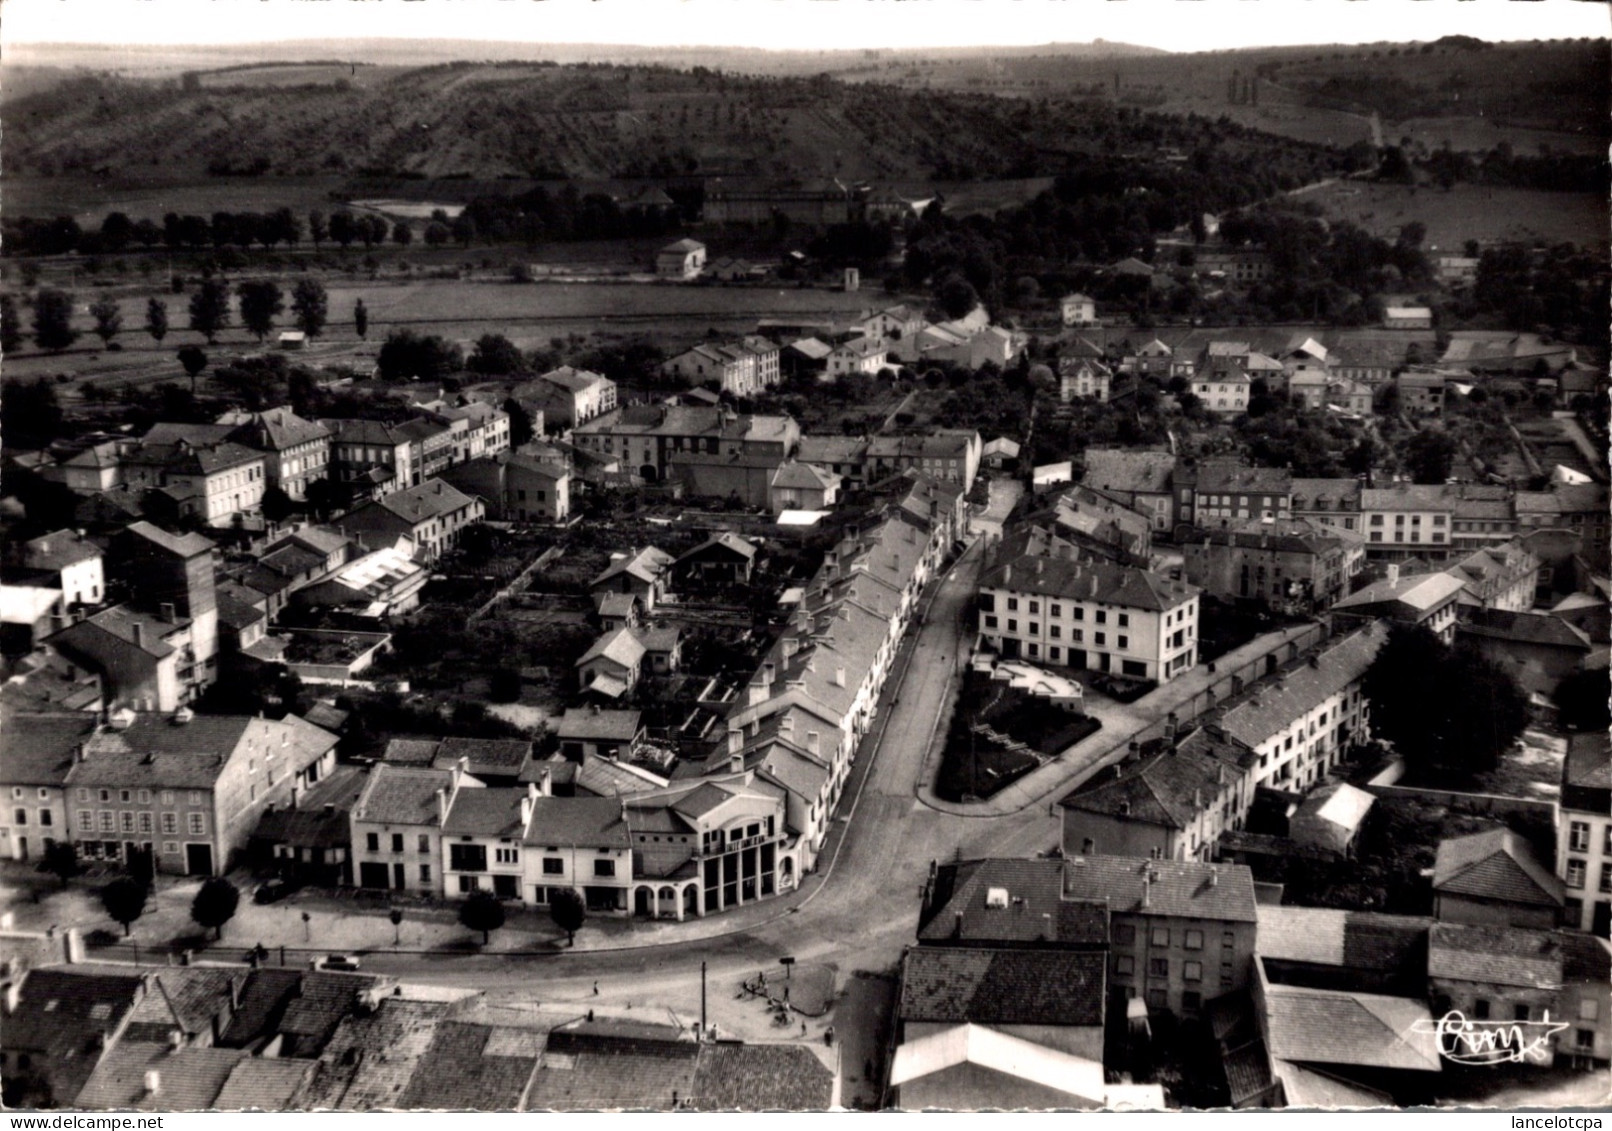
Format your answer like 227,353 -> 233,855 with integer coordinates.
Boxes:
915,621 -> 1322,817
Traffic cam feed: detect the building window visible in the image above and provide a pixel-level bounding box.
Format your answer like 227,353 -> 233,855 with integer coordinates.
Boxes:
1096,611 -> 1107,625
1146,987 -> 1167,1009
188,813 -> 206,835
1222,931 -> 1235,949
593,859 -> 616,878
1570,822 -> 1591,852
495,847 -> 520,865
419,835 -> 431,854
420,864 -> 432,883
11,809 -> 25,826
1513,1004 -> 1531,1022
984,615 -> 998,630
1600,864 -> 1611,894
1184,961 -> 1203,982
1184,929 -> 1204,950
1118,613 -> 1129,628
1221,963 -> 1234,986
458,876 -> 476,895
1115,956 -> 1135,976
1577,1029 -> 1596,1051
78,810 -> 93,830
1150,927 -> 1170,948
137,812 -> 152,834
544,857 -> 565,875
162,813 -> 178,835
1581,999 -> 1599,1022
1567,859 -> 1587,889
1147,958 -> 1168,978
1473,999 -> 1490,1020
450,844 -> 488,872
366,832 -> 380,852
1006,598 -> 1019,612
99,811 -> 114,832
1114,924 -> 1136,947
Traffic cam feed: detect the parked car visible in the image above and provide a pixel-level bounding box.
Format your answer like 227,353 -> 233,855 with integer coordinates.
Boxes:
319,954 -> 361,971
253,878 -> 296,904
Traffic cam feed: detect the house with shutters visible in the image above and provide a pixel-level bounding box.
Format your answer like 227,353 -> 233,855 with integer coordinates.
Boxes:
349,761 -> 483,895
21,530 -> 104,610
337,480 -> 483,564
0,708 -> 98,864
441,784 -> 546,900
221,408 -> 332,501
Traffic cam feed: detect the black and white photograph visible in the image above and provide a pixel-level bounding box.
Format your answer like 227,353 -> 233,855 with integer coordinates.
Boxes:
0,0 -> 1607,1114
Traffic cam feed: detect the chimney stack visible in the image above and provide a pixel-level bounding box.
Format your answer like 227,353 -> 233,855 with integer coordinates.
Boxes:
436,787 -> 449,825
160,602 -> 177,623
131,622 -> 145,649
144,1070 -> 162,1097
729,752 -> 743,774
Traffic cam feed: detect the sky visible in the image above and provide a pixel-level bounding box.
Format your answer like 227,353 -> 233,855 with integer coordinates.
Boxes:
1,0 -> 1607,53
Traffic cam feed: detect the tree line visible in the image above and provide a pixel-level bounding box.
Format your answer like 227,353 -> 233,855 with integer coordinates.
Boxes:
2,206 -> 437,259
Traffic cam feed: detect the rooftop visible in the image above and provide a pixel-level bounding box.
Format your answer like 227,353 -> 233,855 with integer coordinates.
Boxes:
1063,855 -> 1258,923
917,858 -> 1109,947
1427,923 -> 1563,989
899,947 -> 1105,1028
1431,828 -> 1564,908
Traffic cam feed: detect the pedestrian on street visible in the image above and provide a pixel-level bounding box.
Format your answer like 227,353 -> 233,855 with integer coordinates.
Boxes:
801,1021 -> 808,1037
592,981 -> 599,995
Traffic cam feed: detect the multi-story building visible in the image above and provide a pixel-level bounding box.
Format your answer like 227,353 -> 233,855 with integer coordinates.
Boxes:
1060,293 -> 1098,327
1192,370 -> 1251,414
864,430 -> 981,493
1428,924 -> 1568,1062
1186,461 -> 1292,530
573,405 -> 798,491
1060,724 -> 1258,864
442,784 -> 545,900
320,419 -> 416,499
1331,565 -> 1464,644
337,479 -> 484,564
1450,485 -> 1519,551
1081,449 -> 1176,533
1559,732 -> 1611,936
119,440 -> 266,527
1058,358 -> 1112,403
1065,855 -> 1259,1018
439,451 -> 571,524
395,417 -> 455,484
1395,368 -> 1447,415
1290,478 -> 1364,535
977,526 -> 1200,683
663,342 -> 762,397
825,337 -> 890,378
1517,483 -> 1610,571
1360,485 -> 1456,560
1446,541 -> 1540,614
523,367 -> 617,429
222,408 -> 332,501
63,711 -> 338,876
1181,519 -> 1363,611
1433,827 -> 1565,929
0,709 -> 98,863
1216,622 -> 1386,791
858,303 -> 926,348
350,761 -> 483,894
21,529 -> 104,609
520,796 -> 634,913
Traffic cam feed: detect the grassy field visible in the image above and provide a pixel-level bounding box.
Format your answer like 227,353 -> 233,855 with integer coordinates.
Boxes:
1304,181 -> 1607,251
1393,115 -> 1605,157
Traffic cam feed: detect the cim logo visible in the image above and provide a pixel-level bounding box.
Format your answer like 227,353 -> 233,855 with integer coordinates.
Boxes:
1411,1010 -> 1571,1066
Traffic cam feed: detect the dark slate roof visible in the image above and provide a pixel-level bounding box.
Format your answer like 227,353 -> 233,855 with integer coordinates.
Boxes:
688,1044 -> 835,1111
899,947 -> 1105,1027
434,736 -> 535,775
1561,931 -> 1611,985
1,967 -> 146,1105
1456,608 -> 1593,650
527,1022 -> 699,1111
917,859 -> 1109,946
1563,732 -> 1612,814
1194,459 -> 1291,497
523,797 -> 632,849
442,786 -> 529,837
557,708 -> 643,742
397,1020 -> 545,1110
1431,828 -> 1565,907
352,764 -> 458,827
1060,727 -> 1255,830
1427,924 -> 1564,989
23,529 -> 102,571
1,708 -> 97,786
1062,855 -> 1259,923
382,737 -> 442,766
1080,448 -> 1175,495
980,532 -> 1198,612
253,766 -> 367,850
217,968 -> 307,1049
277,972 -> 382,1056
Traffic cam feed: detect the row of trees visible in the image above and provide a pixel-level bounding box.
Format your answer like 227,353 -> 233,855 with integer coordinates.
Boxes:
4,279 -> 367,354
3,206 -> 434,259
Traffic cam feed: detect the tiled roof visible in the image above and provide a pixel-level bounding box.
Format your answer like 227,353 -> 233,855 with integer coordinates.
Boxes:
1560,931 -> 1611,985
1,967 -> 146,1105
1061,727 -> 1253,829
1427,924 -> 1563,988
1456,608 -> 1592,650
49,603 -> 183,659
538,366 -> 611,394
526,1022 -> 699,1111
1218,623 -> 1385,749
217,968 -> 306,1048
276,971 -> 381,1056
397,1021 -> 544,1110
1063,855 -> 1258,923
577,627 -> 647,670
575,755 -> 667,799
213,1056 -> 316,1110
352,764 -> 462,827
382,738 -> 442,766
558,708 -> 643,742
76,1043 -> 245,1110
229,408 -> 331,453
1432,828 -> 1564,907
371,479 -> 478,525
1194,459 -> 1291,497
899,947 -> 1104,1027
888,1023 -> 1106,1106
123,967 -> 240,1040
143,422 -> 235,446
917,858 -> 1109,946
1,708 -> 97,786
688,1043 -> 834,1111
523,796 -> 631,849
1360,485 -> 1454,512
1080,448 -> 1175,495
981,536 -> 1198,613
1564,732 -> 1611,795
434,736 -> 534,775
1259,984 -> 1441,1072
23,529 -> 102,571
1256,906 -> 1430,970
64,713 -> 323,791
303,997 -> 452,1111
442,786 -> 530,837
795,436 -> 868,465
591,546 -> 676,589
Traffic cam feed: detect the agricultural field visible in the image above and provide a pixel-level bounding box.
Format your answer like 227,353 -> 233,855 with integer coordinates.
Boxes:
192,63 -> 392,89
1304,181 -> 1607,252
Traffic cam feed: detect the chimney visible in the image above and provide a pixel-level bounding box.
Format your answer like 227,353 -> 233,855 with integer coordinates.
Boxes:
729,752 -> 743,774
727,727 -> 743,755
144,1070 -> 162,1097
806,731 -> 821,757
521,782 -> 539,827
229,976 -> 243,1010
160,602 -> 177,623
1004,564 -> 1013,584
763,662 -> 776,685
1164,712 -> 1178,743
1126,740 -> 1140,761
1141,877 -> 1151,907
436,787 -> 449,825
131,622 -> 145,649
1210,866 -> 1220,887
64,927 -> 84,965
168,1027 -> 184,1050
952,911 -> 963,939
782,638 -> 798,661
833,666 -> 846,688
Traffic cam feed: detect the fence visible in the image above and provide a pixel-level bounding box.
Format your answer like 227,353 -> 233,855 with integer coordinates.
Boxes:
469,544 -> 566,623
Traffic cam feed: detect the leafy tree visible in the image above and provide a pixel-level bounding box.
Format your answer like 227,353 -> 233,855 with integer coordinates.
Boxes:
237,280 -> 284,342
937,275 -> 980,320
261,485 -> 296,525
145,298 -> 169,343
376,329 -> 463,381
391,221 -> 413,247
308,209 -> 328,248
42,840 -> 82,889
32,288 -> 79,352
269,207 -> 302,247
178,345 -> 209,394
328,210 -> 357,248
549,886 -> 586,946
504,397 -> 535,448
1403,429 -> 1457,484
424,221 -> 450,246
353,299 -> 369,340
102,877 -> 148,936
189,279 -> 232,343
1363,624 -> 1529,776
452,212 -> 477,247
89,295 -> 122,347
468,333 -> 526,376
290,278 -> 329,338
459,889 -> 506,945
191,876 -> 241,940
1554,667 -> 1610,732
389,907 -> 404,945
1,377 -> 64,445
1,294 -> 22,354
100,211 -> 135,252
